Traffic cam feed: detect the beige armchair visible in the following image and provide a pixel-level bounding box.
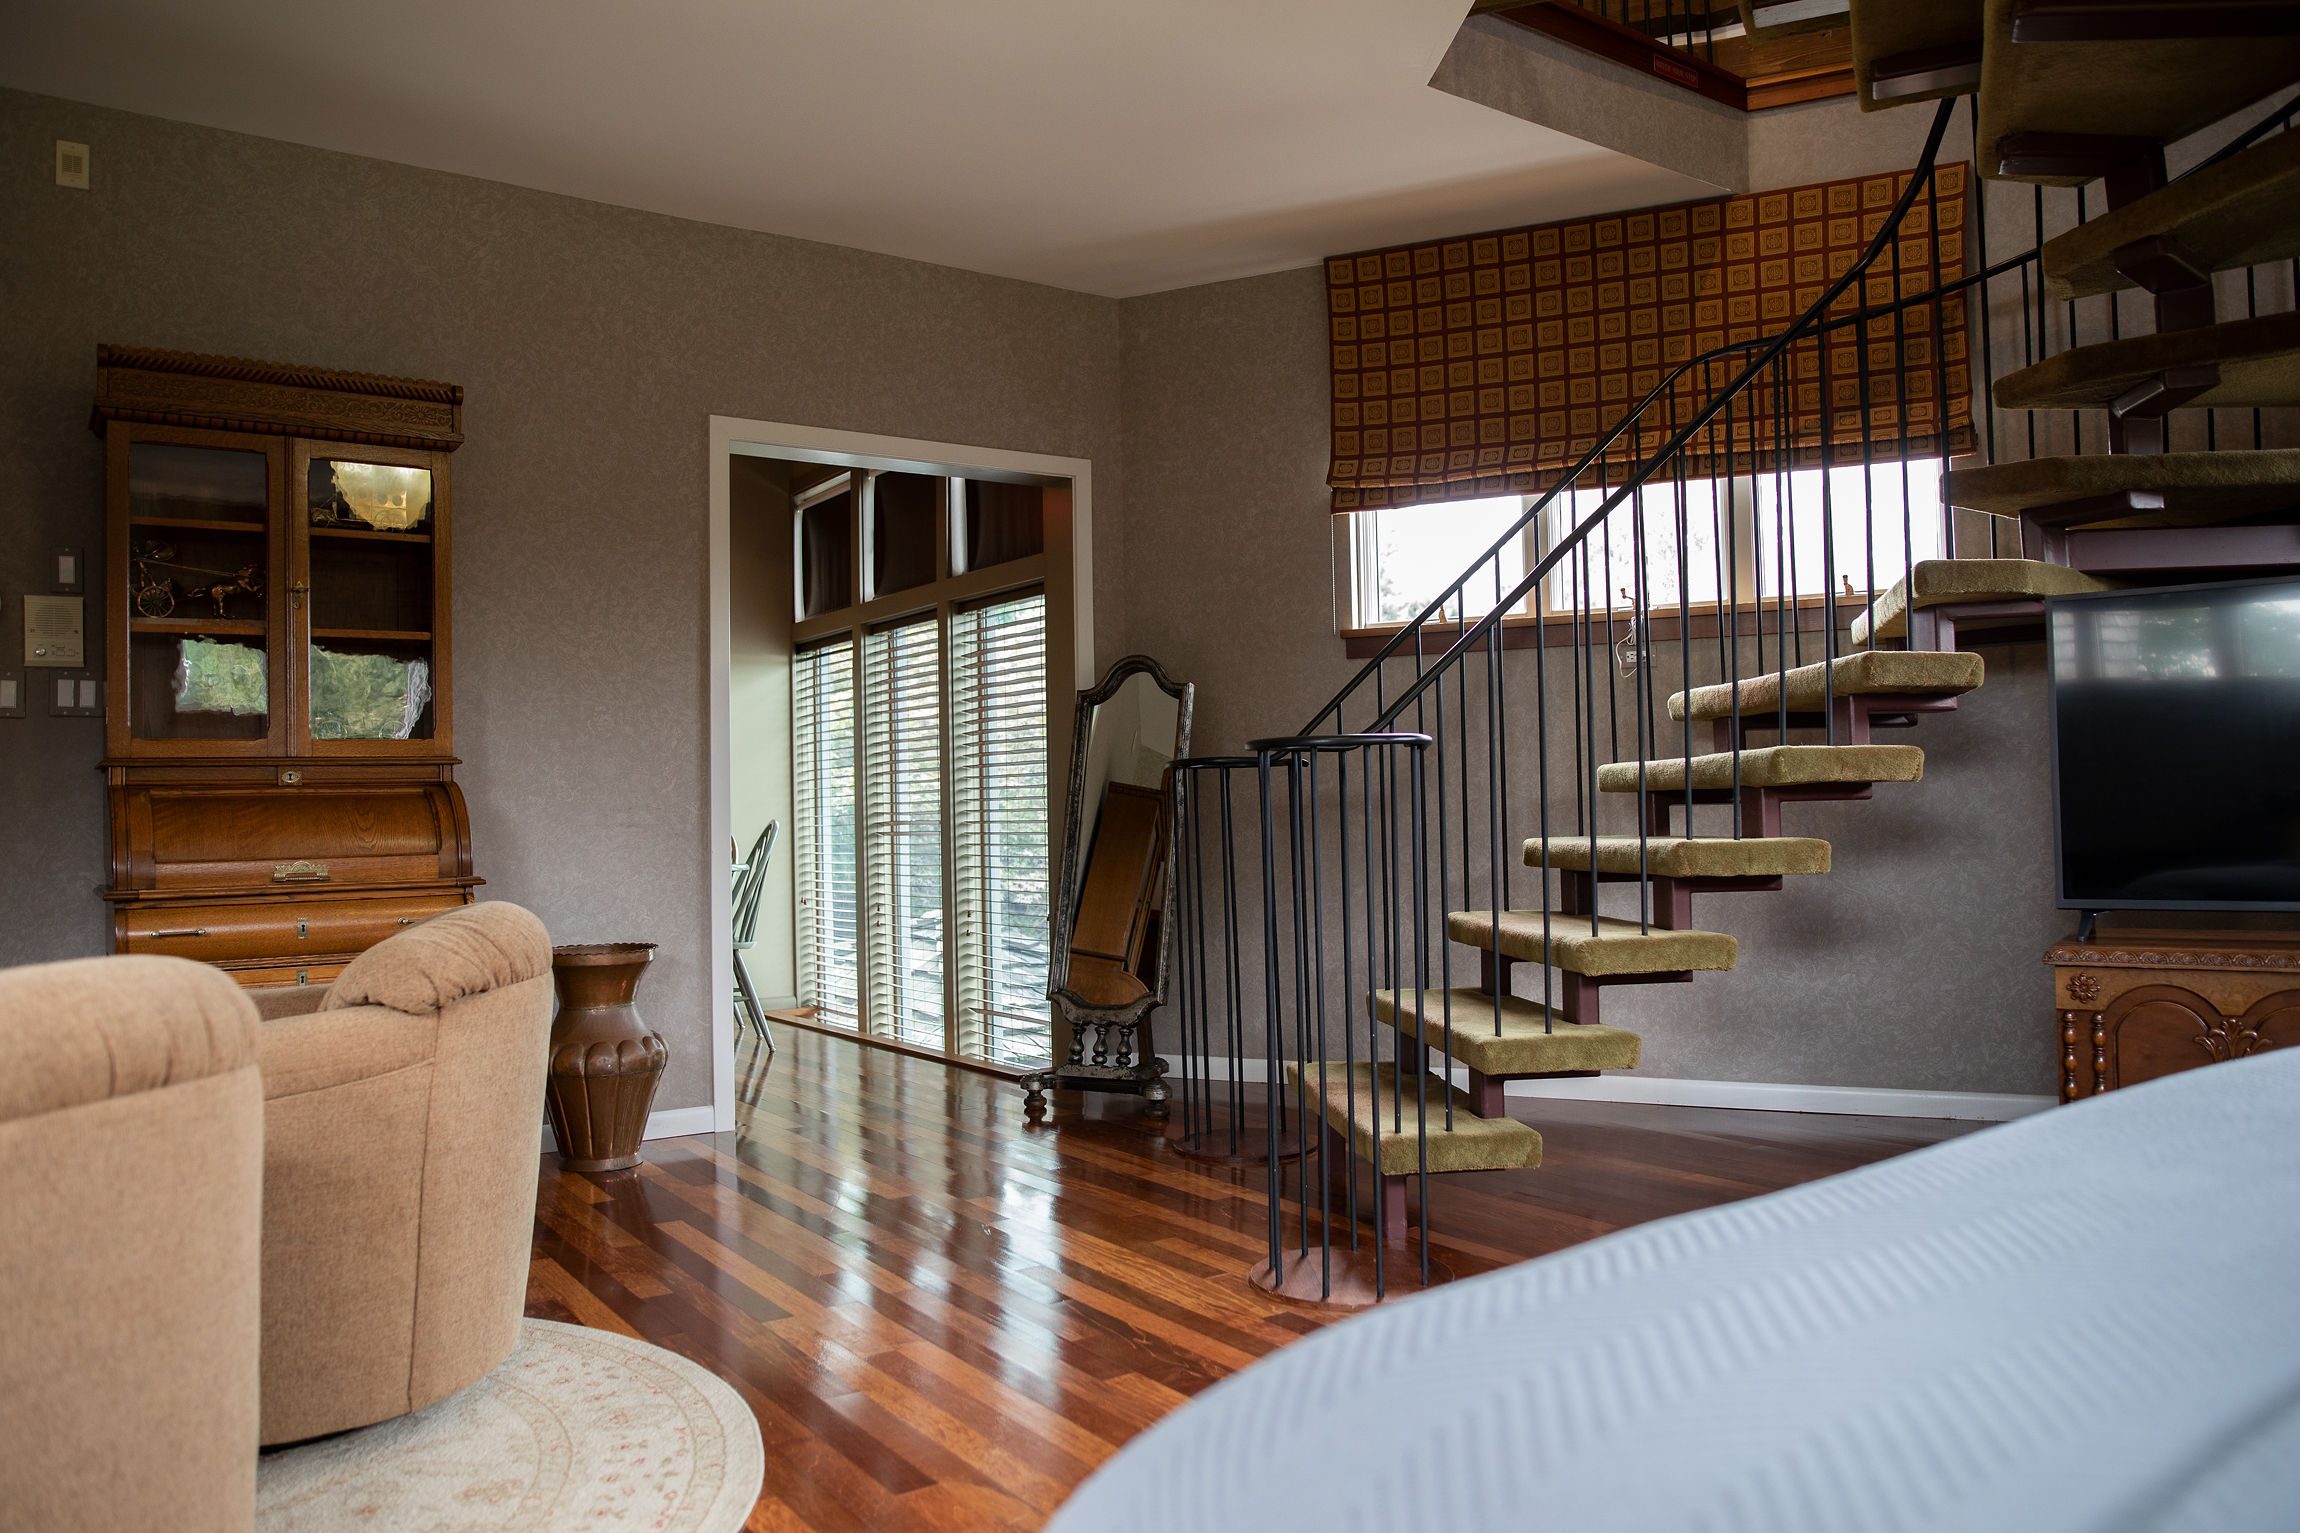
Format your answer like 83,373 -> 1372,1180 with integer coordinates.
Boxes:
0,955 -> 265,1533
248,901 -> 554,1445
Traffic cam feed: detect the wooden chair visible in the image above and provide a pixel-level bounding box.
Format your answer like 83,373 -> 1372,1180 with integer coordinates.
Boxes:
732,821 -> 779,1051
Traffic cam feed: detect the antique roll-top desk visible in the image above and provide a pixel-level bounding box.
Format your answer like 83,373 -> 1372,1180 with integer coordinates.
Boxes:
2046,930 -> 2299,1102
95,346 -> 478,988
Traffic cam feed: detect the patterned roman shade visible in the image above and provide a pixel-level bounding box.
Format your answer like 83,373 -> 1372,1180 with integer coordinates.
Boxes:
1326,164 -> 1973,512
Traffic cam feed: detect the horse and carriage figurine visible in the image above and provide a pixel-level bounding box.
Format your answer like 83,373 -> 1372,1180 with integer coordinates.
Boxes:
132,540 -> 264,621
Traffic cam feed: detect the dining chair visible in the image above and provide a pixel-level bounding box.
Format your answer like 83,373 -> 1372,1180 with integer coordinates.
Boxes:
732,821 -> 778,1052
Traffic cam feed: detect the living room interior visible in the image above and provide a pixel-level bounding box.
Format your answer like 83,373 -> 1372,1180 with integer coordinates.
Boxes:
4,3 -> 2298,1531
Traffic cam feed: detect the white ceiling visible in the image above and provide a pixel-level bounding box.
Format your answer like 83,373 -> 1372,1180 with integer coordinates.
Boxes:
1,0 -> 1714,298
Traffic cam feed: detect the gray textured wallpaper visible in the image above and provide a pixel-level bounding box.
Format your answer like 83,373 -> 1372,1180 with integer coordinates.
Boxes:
0,87 -> 1125,1113
13,83 -> 2213,1110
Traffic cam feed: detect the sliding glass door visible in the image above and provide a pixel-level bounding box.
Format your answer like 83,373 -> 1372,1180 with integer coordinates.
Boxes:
790,471 -> 1053,1067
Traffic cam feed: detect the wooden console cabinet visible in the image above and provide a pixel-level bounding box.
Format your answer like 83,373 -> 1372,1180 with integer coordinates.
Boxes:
95,346 -> 477,987
2045,930 -> 2300,1102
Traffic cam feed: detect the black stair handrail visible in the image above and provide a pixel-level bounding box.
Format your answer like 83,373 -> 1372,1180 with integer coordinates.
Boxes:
1308,97 -> 1961,736
1174,89 -> 2300,1303
1305,85 -> 2300,737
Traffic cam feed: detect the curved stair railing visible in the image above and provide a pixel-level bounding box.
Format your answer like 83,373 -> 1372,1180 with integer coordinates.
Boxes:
1162,88 -> 2300,1302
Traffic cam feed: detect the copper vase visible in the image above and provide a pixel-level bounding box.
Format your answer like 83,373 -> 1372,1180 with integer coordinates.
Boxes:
544,942 -> 667,1173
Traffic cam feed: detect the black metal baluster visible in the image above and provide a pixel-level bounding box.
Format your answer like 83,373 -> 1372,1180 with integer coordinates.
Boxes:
1338,748 -> 1359,1245
1307,749 -> 1331,1298
1408,742 -> 1433,1287
1970,97 -> 2000,560
1533,580 -> 1555,1034
1219,768 -> 1244,1157
1819,314 -> 1840,732
1254,750 -> 1283,1285
1926,164 -> 1953,565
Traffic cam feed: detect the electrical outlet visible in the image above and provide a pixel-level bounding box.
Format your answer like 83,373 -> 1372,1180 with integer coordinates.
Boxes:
55,140 -> 90,190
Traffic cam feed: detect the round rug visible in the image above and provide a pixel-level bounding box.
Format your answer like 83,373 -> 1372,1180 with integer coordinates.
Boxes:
255,1319 -> 763,1532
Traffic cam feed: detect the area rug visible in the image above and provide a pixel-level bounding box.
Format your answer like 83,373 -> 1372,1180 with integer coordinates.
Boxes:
255,1319 -> 764,1532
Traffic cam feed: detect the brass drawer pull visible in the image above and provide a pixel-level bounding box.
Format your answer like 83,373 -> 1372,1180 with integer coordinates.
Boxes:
140,927 -> 210,940
273,860 -> 330,883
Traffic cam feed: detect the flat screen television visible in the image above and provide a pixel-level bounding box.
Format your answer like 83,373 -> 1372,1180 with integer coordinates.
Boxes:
2048,576 -> 2300,912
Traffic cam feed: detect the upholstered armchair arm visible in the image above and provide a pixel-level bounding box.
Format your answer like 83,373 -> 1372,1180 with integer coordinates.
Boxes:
0,956 -> 264,1532
0,954 -> 259,1124
248,982 -> 331,1022
253,901 -> 555,1445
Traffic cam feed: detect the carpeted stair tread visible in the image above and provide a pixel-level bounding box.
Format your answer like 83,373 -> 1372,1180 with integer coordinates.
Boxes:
1740,0 -> 1850,37
1285,1061 -> 1541,1176
1525,835 -> 1833,879
2043,131 -> 2300,301
1994,311 -> 2300,413
1851,0 -> 1983,111
1447,909 -> 1738,976
1669,650 -> 1985,721
1944,450 -> 2300,527
1595,743 -> 1924,794
1374,988 -> 1643,1078
1977,2 -> 2300,186
1854,557 -> 2116,642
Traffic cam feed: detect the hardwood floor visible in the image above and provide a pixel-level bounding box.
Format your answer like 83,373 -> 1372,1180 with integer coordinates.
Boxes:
525,1028 -> 1978,1532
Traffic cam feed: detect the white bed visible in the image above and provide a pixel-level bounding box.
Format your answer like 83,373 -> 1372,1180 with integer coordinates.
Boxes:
1049,1051 -> 2300,1533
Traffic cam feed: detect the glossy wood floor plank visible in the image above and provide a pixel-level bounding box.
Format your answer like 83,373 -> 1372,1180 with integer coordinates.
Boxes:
530,1025 -> 1977,1531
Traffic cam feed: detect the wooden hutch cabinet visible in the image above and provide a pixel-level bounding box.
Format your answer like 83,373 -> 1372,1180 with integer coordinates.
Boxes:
2046,931 -> 2300,1102
95,346 -> 477,988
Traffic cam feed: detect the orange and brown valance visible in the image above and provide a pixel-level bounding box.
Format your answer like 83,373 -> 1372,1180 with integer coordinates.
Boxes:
1326,163 -> 1973,512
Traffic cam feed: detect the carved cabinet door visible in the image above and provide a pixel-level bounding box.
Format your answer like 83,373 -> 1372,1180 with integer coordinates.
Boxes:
2101,984 -> 2225,1091
2228,993 -> 2300,1063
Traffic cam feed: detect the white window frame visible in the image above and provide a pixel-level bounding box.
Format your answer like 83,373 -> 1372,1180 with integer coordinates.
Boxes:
1333,458 -> 1954,639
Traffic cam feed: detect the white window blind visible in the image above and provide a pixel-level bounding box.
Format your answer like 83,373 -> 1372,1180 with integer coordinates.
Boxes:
951,591 -> 1050,1067
793,639 -> 859,1031
862,617 -> 945,1051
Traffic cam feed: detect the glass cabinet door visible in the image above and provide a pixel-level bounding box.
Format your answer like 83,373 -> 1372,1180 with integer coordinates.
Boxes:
293,445 -> 447,750
116,428 -> 285,752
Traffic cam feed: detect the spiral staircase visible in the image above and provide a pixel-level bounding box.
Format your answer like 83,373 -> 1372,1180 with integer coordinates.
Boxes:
1174,0 -> 2300,1300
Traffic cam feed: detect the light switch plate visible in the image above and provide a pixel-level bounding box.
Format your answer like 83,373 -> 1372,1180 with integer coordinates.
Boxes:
53,546 -> 83,593
46,671 -> 101,718
0,670 -> 23,718
56,140 -> 90,189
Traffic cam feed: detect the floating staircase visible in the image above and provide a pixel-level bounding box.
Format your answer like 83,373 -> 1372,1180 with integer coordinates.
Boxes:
2039,129 -> 2300,303
1669,650 -> 1984,744
1850,0 -> 1982,110
1847,0 -> 2300,649
1224,3 -> 2300,1291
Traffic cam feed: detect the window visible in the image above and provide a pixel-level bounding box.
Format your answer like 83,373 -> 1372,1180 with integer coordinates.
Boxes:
863,617 -> 945,1051
794,639 -> 859,1031
790,470 -> 1054,1067
1337,458 -> 1948,632
951,592 -> 1051,1068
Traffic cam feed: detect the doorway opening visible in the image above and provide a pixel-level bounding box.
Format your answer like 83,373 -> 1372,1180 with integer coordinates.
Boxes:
707,419 -> 1094,1131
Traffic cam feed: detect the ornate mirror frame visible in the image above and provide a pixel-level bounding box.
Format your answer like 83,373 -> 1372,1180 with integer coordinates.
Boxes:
1022,654 -> 1193,1120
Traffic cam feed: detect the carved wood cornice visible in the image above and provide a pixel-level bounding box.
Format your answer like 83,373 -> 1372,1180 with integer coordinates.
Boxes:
2044,935 -> 2300,971
92,344 -> 465,451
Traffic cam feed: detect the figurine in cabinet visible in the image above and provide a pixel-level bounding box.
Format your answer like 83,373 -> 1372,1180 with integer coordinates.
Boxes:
94,345 -> 478,989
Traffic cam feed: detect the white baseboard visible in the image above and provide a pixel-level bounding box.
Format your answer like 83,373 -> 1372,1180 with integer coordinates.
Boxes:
1176,1057 -> 2050,1123
540,1103 -> 720,1156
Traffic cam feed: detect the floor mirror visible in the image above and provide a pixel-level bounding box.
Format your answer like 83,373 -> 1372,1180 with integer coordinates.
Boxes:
1021,655 -> 1193,1121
